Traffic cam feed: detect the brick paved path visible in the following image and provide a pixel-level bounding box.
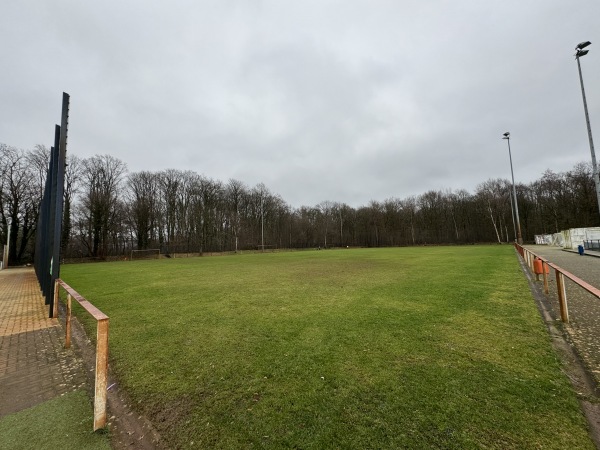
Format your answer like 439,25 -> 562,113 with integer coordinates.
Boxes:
0,268 -> 86,417
524,245 -> 600,385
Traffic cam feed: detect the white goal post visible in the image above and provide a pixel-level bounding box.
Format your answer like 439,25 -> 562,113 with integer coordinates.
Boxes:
130,249 -> 160,260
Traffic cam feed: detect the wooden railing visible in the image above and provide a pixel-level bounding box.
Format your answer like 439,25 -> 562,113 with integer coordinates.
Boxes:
53,279 -> 109,431
515,243 -> 600,323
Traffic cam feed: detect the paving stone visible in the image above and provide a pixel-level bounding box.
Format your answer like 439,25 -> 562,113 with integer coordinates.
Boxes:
0,268 -> 87,417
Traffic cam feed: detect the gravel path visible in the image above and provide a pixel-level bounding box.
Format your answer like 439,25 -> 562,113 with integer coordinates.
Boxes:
524,245 -> 600,385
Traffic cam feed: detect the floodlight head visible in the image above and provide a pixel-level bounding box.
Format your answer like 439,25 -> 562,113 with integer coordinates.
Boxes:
576,49 -> 589,58
576,41 -> 592,50
503,132 -> 510,139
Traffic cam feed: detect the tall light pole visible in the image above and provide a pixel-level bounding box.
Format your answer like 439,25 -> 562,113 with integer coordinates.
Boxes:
503,132 -> 523,244
261,191 -> 265,252
508,188 -> 517,242
575,41 -> 600,220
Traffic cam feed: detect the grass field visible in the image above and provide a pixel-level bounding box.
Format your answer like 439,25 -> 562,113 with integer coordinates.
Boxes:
62,246 -> 594,449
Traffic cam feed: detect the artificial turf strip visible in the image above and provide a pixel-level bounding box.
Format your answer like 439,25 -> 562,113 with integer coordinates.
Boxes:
0,390 -> 111,450
62,246 -> 595,449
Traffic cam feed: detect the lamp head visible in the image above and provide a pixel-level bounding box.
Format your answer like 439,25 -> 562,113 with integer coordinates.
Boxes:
576,41 -> 592,50
502,132 -> 510,139
576,49 -> 589,58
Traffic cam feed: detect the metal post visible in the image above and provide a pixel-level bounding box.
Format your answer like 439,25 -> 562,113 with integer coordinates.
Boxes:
576,50 -> 600,220
44,134 -> 60,305
504,134 -> 523,244
49,92 -> 69,317
508,189 -> 517,242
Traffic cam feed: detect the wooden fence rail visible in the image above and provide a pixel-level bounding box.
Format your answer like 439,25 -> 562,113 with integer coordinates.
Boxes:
515,243 -> 600,324
53,279 -> 109,431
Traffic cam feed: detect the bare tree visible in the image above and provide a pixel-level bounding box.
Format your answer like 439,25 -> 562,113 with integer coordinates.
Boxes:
476,180 -> 512,244
400,197 -> 418,245
62,154 -> 83,253
176,171 -> 202,253
0,145 -> 41,263
225,179 -> 247,252
317,201 -> 334,248
126,171 -> 160,250
79,155 -> 127,257
158,169 -> 184,253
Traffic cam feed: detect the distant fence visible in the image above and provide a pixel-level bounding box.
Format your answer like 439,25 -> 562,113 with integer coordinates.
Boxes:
584,240 -> 600,251
54,278 -> 109,431
515,243 -> 600,323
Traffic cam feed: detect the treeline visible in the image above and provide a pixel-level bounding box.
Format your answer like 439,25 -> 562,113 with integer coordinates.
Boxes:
1,142 -> 598,263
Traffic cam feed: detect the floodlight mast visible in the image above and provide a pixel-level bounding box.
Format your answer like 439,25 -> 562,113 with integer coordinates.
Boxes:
502,132 -> 523,244
575,41 -> 600,221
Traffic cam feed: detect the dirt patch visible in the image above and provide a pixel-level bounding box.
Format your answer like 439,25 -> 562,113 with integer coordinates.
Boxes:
150,396 -> 196,440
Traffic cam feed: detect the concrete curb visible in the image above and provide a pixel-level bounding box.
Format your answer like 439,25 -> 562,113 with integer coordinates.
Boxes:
561,248 -> 600,259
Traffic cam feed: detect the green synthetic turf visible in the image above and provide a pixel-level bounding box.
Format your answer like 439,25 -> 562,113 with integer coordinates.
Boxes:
0,390 -> 111,450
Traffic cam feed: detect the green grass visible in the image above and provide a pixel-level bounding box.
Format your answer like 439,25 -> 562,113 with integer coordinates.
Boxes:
0,390 -> 111,450
62,246 -> 594,448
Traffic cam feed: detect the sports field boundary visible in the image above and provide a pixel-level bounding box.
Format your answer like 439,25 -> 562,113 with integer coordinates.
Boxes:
515,247 -> 600,447
516,243 -> 600,324
54,282 -> 161,448
54,279 -> 109,431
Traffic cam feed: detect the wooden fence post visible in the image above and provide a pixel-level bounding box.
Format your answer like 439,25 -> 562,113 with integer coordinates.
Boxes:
528,252 -> 534,271
93,318 -> 109,431
542,261 -> 549,294
53,280 -> 59,318
555,270 -> 569,323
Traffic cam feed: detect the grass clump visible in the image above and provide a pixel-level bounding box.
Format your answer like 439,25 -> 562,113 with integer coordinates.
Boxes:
63,246 -> 594,449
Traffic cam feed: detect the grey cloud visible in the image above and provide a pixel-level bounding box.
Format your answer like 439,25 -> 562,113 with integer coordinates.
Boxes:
1,0 -> 599,208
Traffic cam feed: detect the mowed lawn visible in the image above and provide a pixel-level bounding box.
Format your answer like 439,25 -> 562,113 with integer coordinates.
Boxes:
62,246 -> 594,449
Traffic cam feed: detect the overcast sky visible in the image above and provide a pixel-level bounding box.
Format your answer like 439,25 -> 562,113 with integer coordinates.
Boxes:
2,1 -> 600,208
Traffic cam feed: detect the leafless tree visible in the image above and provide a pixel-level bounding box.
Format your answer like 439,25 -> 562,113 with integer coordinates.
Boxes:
78,155 -> 127,257
0,144 -> 44,263
225,179 -> 247,252
126,171 -> 160,250
61,154 -> 83,252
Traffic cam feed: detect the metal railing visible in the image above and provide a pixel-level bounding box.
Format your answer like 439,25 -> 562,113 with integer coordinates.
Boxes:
584,239 -> 600,251
515,243 -> 600,323
54,279 -> 109,431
